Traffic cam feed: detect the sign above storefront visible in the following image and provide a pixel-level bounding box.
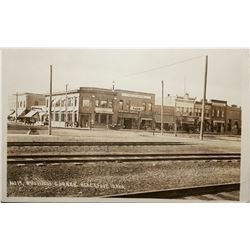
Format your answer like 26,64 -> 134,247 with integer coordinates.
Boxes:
95,107 -> 113,114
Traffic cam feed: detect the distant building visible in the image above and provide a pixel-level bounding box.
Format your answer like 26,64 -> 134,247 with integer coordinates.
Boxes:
226,105 -> 241,134
175,93 -> 196,132
8,92 -> 45,121
194,100 -> 212,132
210,99 -> 227,133
154,105 -> 175,131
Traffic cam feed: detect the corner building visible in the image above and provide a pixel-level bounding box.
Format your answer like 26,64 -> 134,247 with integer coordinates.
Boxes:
45,87 -> 155,129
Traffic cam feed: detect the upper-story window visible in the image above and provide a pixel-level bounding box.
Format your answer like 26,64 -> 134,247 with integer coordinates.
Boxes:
100,100 -> 107,108
212,109 -> 215,117
119,100 -> 123,110
221,110 -> 224,118
126,102 -> 130,111
55,99 -> 61,107
23,101 -> 26,108
148,103 -> 152,111
95,100 -> 99,107
108,101 -> 113,108
75,97 -> 78,107
142,102 -> 146,111
20,101 -> 22,108
217,110 -> 220,117
34,101 -> 38,106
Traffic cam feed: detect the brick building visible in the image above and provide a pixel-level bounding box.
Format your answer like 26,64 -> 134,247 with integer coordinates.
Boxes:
210,99 -> 227,133
115,89 -> 155,129
194,100 -> 212,132
154,105 -> 175,131
45,87 -> 155,129
226,105 -> 241,134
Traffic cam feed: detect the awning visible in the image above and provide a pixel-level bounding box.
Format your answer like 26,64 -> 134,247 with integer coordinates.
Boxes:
24,110 -> 38,118
8,110 -> 15,116
118,112 -> 138,119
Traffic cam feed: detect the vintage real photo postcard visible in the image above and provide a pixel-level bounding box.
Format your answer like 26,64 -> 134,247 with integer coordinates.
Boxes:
1,48 -> 249,202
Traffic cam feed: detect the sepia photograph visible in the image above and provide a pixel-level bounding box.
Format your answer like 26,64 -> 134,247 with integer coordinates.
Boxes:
1,48 -> 249,202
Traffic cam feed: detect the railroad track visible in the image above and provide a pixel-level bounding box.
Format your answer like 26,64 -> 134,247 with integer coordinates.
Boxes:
8,152 -> 241,164
7,141 -> 190,147
101,182 -> 240,200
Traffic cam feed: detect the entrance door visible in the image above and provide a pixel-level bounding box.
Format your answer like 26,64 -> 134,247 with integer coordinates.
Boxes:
80,114 -> 90,127
124,118 -> 132,129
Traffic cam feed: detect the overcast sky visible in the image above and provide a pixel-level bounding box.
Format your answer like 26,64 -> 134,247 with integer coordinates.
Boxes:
2,49 -> 248,106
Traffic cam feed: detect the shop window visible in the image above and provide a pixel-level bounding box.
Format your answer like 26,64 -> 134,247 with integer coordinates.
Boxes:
61,112 -> 65,122
74,111 -> 78,122
95,114 -> 99,123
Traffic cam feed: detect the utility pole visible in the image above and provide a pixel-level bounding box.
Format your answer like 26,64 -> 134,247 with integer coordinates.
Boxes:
161,80 -> 164,135
200,55 -> 208,140
15,92 -> 18,123
48,65 -> 52,135
174,96 -> 177,136
65,83 -> 68,127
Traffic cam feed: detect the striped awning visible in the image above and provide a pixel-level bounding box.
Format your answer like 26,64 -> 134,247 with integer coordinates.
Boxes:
24,110 -> 38,118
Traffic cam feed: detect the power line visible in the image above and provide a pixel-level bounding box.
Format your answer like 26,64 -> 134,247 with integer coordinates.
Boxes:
121,54 -> 205,79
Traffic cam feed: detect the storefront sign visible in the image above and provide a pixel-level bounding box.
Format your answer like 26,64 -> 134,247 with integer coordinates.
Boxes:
130,106 -> 145,111
95,107 -> 113,114
121,93 -> 151,99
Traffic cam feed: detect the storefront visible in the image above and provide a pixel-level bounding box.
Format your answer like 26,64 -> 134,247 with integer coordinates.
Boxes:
94,107 -> 113,127
118,111 -> 139,129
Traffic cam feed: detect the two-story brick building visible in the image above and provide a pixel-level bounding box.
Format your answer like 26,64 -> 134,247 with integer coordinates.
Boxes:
194,100 -> 212,132
210,99 -> 227,133
226,105 -> 241,134
45,87 -> 155,129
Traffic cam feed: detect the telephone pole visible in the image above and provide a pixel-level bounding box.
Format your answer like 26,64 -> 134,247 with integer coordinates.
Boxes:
200,55 -> 208,140
161,80 -> 164,135
48,65 -> 52,135
15,92 -> 18,123
65,83 -> 69,127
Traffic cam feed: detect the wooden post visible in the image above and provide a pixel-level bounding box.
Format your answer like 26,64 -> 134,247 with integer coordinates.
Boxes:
15,92 -> 18,123
200,56 -> 208,140
65,84 -> 68,127
161,80 -> 164,135
48,65 -> 52,135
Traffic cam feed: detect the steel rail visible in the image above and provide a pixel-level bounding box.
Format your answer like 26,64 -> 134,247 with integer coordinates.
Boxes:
101,183 -> 240,199
7,141 -> 190,147
8,153 -> 240,164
